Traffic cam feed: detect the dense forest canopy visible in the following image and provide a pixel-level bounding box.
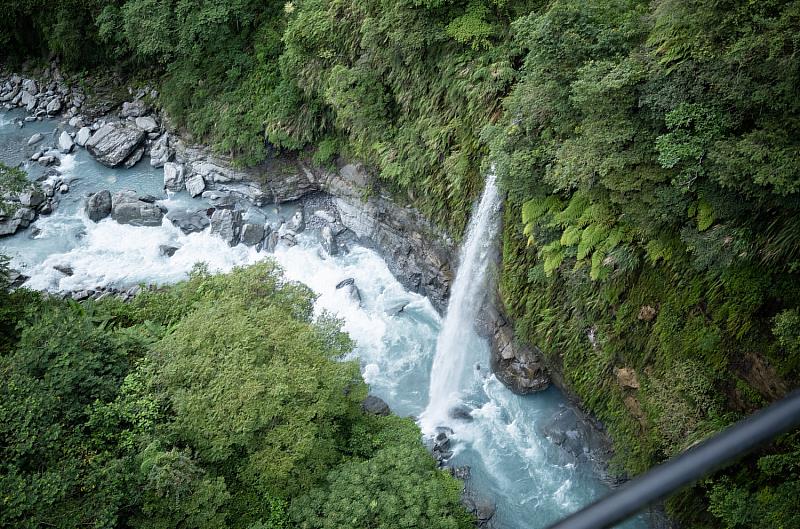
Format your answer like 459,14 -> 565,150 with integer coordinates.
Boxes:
0,263 -> 471,528
2,0 -> 800,527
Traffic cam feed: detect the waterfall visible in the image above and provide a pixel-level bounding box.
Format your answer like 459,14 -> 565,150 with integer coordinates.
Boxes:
420,170 -> 502,433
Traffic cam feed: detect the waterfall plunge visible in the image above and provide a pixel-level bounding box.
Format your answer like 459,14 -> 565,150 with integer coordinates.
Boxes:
420,171 -> 502,434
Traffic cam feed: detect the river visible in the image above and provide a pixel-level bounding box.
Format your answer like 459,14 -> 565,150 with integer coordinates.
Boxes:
1,109 -> 651,529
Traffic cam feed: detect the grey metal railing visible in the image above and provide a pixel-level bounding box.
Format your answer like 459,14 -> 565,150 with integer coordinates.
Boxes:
544,390 -> 800,529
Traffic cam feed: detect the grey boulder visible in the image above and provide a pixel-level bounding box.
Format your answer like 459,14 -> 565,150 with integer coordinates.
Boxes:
85,122 -> 145,167
163,162 -> 185,192
27,132 -> 43,146
166,209 -> 210,234
185,174 -> 206,197
111,190 -> 164,227
362,395 -> 390,416
58,131 -> 74,153
19,189 -> 45,208
46,98 -> 62,115
239,223 -> 265,246
75,127 -> 91,147
149,134 -> 172,168
134,116 -> 159,132
120,99 -> 149,118
286,210 -> 305,233
85,190 -> 112,222
210,209 -> 242,246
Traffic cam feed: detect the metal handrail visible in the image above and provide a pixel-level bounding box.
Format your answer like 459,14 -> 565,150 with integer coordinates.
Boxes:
545,390 -> 800,529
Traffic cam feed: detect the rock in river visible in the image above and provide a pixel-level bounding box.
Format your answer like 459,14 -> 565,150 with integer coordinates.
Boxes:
85,190 -> 112,222
85,122 -> 145,167
58,130 -> 74,153
185,174 -> 206,197
210,208 -> 242,246
111,190 -> 164,227
239,223 -> 265,246
163,162 -> 185,192
166,209 -> 210,234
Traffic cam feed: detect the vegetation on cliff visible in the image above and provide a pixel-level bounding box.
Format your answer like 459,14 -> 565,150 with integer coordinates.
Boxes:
2,0 -> 800,527
0,263 -> 471,528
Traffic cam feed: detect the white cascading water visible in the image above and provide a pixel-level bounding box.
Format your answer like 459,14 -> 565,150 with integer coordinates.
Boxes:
420,170 -> 502,433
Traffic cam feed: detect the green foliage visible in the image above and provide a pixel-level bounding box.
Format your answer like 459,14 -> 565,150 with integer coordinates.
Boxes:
493,1 -> 800,528
0,163 -> 30,216
0,263 -> 469,528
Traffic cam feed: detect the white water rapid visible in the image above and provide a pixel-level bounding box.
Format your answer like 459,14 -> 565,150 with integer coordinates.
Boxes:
421,170 -> 502,432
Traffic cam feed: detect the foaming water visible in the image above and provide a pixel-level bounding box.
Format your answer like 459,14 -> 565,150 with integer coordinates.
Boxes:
421,170 -> 502,432
23,215 -> 263,292
1,113 -> 650,529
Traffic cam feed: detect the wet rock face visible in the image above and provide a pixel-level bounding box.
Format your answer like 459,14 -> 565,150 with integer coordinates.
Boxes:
309,163 -> 456,313
538,406 -> 614,473
490,312 -> 550,395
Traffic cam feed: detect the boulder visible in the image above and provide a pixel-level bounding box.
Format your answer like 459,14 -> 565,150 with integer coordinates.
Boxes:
20,91 -> 36,111
448,405 -> 474,422
212,183 -> 268,206
58,131 -> 74,153
75,126 -> 91,147
201,190 -> 237,208
287,210 -> 305,233
185,174 -> 206,197
120,99 -> 149,118
19,189 -> 45,208
210,208 -> 242,246
163,162 -> 185,192
7,269 -> 29,288
263,229 -> 279,253
0,85 -> 20,102
240,223 -> 265,246
45,98 -> 62,115
122,145 -> 145,169
85,190 -> 112,222
462,491 -> 496,528
149,134 -> 171,167
335,277 -> 361,305
190,160 -> 243,184
159,244 -> 179,257
21,79 -> 38,95
492,321 -> 550,395
111,190 -> 164,227
320,225 -> 337,255
134,116 -> 158,132
539,407 -> 612,464
166,209 -> 210,234
85,123 -> 145,167
0,218 -> 22,237
53,264 -> 74,276
27,132 -> 43,146
361,395 -> 391,416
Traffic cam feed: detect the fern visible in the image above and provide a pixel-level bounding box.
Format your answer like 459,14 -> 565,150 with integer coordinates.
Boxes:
696,199 -> 715,231
577,223 -> 610,260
